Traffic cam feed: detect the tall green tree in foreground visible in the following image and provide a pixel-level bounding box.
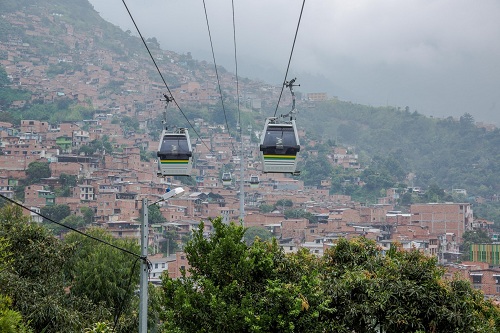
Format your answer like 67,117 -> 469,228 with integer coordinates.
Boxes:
160,217 -> 500,333
0,204 -> 107,332
0,204 -> 141,332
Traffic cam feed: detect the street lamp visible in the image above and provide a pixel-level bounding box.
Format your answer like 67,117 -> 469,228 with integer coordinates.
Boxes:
139,187 -> 184,333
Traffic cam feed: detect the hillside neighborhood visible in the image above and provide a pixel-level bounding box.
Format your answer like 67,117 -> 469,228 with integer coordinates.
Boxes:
2,3 -> 500,302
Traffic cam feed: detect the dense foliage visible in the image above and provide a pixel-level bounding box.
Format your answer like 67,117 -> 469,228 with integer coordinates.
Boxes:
299,101 -> 500,201
160,217 -> 500,332
0,204 -> 141,332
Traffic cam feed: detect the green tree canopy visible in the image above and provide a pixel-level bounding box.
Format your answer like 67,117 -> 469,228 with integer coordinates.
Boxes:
40,204 -> 71,225
63,227 -> 140,327
0,205 -> 110,332
25,161 -> 51,185
243,226 -> 273,245
160,217 -> 500,333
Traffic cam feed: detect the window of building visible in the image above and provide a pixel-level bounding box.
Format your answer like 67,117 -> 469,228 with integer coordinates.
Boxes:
181,256 -> 185,260
162,263 -> 166,268
495,277 -> 500,285
155,263 -> 158,269
472,275 -> 482,284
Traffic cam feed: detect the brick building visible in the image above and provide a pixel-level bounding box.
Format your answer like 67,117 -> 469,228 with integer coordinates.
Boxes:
410,203 -> 472,242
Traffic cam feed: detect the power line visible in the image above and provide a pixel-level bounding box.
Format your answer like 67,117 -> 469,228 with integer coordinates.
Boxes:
231,0 -> 245,223
113,256 -> 143,330
231,0 -> 241,134
202,0 -> 237,154
0,194 -> 142,259
0,193 -> 147,330
273,0 -> 306,117
120,0 -> 212,153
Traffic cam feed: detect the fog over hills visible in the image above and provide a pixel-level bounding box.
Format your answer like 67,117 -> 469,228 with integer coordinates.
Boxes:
89,0 -> 500,126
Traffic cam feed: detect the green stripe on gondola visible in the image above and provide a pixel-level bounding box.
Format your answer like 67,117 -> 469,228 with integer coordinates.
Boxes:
160,160 -> 189,164
263,155 -> 296,160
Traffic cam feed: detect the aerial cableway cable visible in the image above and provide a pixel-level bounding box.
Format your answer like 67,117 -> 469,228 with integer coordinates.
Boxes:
0,194 -> 143,259
231,0 -> 246,221
0,194 -> 149,332
259,0 -> 305,175
231,0 -> 241,138
273,0 -> 306,117
202,0 -> 238,154
120,0 -> 212,153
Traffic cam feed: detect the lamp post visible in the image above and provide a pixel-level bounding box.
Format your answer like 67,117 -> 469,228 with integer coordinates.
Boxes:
139,187 -> 184,333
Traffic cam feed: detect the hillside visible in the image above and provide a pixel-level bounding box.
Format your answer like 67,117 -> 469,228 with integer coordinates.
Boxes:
299,101 -> 500,199
1,0 -> 499,210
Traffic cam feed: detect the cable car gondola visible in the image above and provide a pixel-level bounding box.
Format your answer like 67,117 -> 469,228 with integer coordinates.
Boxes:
157,128 -> 193,176
259,117 -> 300,174
222,172 -> 232,186
249,175 -> 259,188
259,78 -> 301,175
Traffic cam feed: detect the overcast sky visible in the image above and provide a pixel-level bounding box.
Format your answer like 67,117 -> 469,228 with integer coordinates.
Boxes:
88,0 -> 500,126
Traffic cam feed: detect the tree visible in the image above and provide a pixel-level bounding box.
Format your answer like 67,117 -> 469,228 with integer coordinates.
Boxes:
138,204 -> 166,225
243,226 -> 273,245
0,205 -> 110,332
276,199 -> 293,208
0,295 -> 33,333
80,206 -> 95,225
161,217 -> 328,332
63,227 -> 140,329
259,204 -> 274,213
0,66 -> 10,87
160,217 -> 500,333
49,215 -> 86,235
460,230 -> 492,261
284,209 -> 318,223
299,155 -> 333,187
25,161 -> 51,185
322,237 -> 500,332
159,230 -> 180,255
40,204 -> 71,224
84,322 -> 113,333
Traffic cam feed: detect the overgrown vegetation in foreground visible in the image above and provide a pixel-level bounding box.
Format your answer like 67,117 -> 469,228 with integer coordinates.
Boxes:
161,217 -> 500,333
1,206 -> 499,332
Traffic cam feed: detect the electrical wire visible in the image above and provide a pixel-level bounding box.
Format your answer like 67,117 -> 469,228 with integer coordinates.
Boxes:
273,0 -> 306,118
0,194 -> 142,259
0,193 -> 148,328
232,0 -> 245,222
231,0 -> 241,136
202,0 -> 237,154
113,256 -> 141,330
120,0 -> 212,153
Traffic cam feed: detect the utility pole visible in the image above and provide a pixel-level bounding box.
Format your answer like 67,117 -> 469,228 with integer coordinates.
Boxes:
239,130 -> 244,225
139,198 -> 148,333
139,187 -> 184,332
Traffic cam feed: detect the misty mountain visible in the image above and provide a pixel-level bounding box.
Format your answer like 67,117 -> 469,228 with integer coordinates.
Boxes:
1,0 -> 499,202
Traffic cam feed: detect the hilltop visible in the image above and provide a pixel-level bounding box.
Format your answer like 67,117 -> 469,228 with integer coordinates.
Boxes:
0,0 -> 499,212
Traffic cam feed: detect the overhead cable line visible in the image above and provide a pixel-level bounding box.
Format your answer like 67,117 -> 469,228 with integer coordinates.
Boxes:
231,0 -> 245,222
273,0 -> 306,117
113,256 -> 142,330
202,0 -> 237,153
231,0 -> 241,134
0,194 -> 142,259
120,0 -> 212,153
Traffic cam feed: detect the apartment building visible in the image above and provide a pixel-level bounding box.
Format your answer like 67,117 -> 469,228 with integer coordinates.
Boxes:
410,203 -> 473,242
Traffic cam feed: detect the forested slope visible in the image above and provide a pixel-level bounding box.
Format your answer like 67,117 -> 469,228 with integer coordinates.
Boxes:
299,100 -> 499,199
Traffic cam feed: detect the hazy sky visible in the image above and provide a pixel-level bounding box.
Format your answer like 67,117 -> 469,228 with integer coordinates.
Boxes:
88,0 -> 500,126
